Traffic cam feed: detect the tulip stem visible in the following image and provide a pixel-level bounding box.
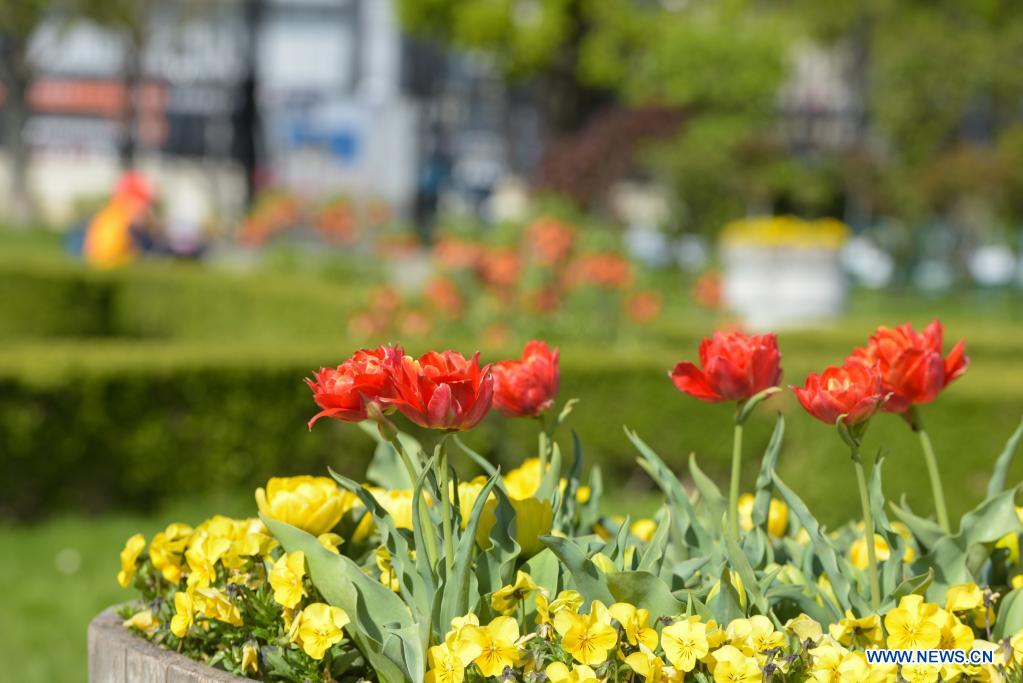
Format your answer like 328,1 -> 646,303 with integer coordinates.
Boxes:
851,448 -> 881,611
910,407 -> 950,534
438,438 -> 455,577
729,417 -> 744,541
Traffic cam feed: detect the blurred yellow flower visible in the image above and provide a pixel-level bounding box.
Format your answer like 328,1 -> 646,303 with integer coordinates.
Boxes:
491,571 -> 538,616
737,493 -> 789,538
785,613 -> 823,643
317,532 -> 343,554
241,642 -> 259,674
269,550 -> 306,609
117,533 -> 146,588
255,476 -> 348,536
454,476 -> 491,528
476,496 -> 553,557
194,587 -> 243,627
546,661 -> 599,682
293,603 -> 350,660
849,533 -> 891,570
123,609 -> 159,635
185,529 -> 232,590
461,616 -> 521,677
170,591 -> 194,638
630,518 -> 658,542
375,547 -> 401,592
368,487 -> 417,530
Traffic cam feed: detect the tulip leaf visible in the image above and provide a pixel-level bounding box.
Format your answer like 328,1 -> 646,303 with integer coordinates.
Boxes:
689,454 -> 726,532
771,471 -> 854,612
381,623 -> 425,683
575,434 -> 603,532
867,455 -> 911,598
440,473 -> 501,629
606,571 -> 686,621
884,569 -> 933,610
262,516 -> 416,682
994,588 -> 1023,640
540,534 -> 615,604
708,566 -> 746,624
987,417 -> 1023,498
359,422 -> 423,489
889,496 -> 946,550
536,441 -> 563,501
752,415 -> 784,527
723,516 -> 769,614
453,436 -> 499,478
638,508 -> 672,573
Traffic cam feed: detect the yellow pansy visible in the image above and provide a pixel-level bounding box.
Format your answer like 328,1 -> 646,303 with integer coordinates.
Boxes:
554,600 -> 617,666
738,493 -> 789,538
625,646 -> 683,683
425,639 -> 481,683
547,661 -> 599,682
241,642 -> 259,674
317,532 -> 343,554
609,602 -> 658,651
196,516 -> 275,569
184,529 -> 232,589
1010,632 -> 1023,665
148,523 -> 193,584
935,609 -> 973,651
785,613 -> 823,643
292,603 -> 350,660
536,589 -> 583,625
945,582 -> 995,629
727,615 -> 784,662
710,645 -> 762,683
661,617 -> 709,672
630,518 -> 658,542
460,616 -> 522,677
194,587 -> 243,627
117,533 -> 146,588
170,591 -> 194,638
884,595 -> 942,650
256,476 -> 349,536
828,610 -> 883,648
268,550 -> 306,609
809,642 -> 847,683
123,609 -> 159,635
491,571 -> 539,615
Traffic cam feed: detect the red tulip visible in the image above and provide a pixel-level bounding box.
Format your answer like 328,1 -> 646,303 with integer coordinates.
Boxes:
306,345 -> 403,428
847,320 -> 968,414
492,340 -> 560,417
387,350 -> 494,431
670,331 -> 782,402
793,362 -> 885,426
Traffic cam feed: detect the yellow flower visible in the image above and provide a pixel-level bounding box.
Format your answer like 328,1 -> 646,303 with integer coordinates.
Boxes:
996,531 -> 1019,564
170,591 -> 194,638
292,603 -> 350,660
900,664 -> 938,683
184,529 -> 232,589
710,645 -> 762,683
944,582 -> 994,629
609,602 -> 658,651
241,642 -> 259,674
809,642 -> 847,683
1010,632 -> 1023,665
828,610 -> 883,648
461,616 -> 522,677
491,571 -> 539,615
269,551 -> 306,609
1014,574 -> 1023,591
117,533 -> 146,588
425,639 -> 481,683
196,516 -> 275,569
503,458 -> 544,500
455,476 -> 492,529
554,601 -> 618,666
255,476 -> 348,536
317,532 -> 343,554
546,661 -> 599,682
591,552 -> 617,573
630,518 -> 658,542
661,617 -> 709,672
148,523 -> 193,584
884,595 -> 942,650
936,610 -> 973,651
123,609 -> 159,635
375,547 -> 401,592
849,534 -> 891,570
194,587 -> 243,627
737,493 -> 789,538
625,646 -> 683,683
785,613 -> 823,643
536,589 -> 583,625
727,615 -> 784,662
477,496 -> 553,557
368,487 -> 417,530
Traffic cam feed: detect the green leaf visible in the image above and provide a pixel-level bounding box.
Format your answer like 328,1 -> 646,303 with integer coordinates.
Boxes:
689,454 -> 726,533
987,418 -> 1023,498
889,496 -> 946,550
638,508 -> 672,573
540,535 -> 615,604
994,588 -> 1023,640
536,441 -> 563,501
359,422 -> 423,489
885,569 -> 933,609
606,571 -> 686,621
453,435 -> 499,478
723,521 -> 769,613
440,473 -> 501,629
708,566 -> 745,624
752,415 -> 784,527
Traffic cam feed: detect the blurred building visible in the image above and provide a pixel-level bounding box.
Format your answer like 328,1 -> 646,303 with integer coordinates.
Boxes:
0,0 -> 533,229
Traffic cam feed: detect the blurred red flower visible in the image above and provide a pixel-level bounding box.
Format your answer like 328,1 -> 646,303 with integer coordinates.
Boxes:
434,238 -> 485,271
567,253 -> 633,290
670,331 -> 782,402
847,320 -> 968,414
526,217 -> 576,266
424,277 -> 464,318
492,340 -> 560,418
481,247 -> 522,291
388,350 -> 494,431
793,362 -> 885,426
305,345 -> 403,428
693,270 -> 723,310
626,291 -> 662,324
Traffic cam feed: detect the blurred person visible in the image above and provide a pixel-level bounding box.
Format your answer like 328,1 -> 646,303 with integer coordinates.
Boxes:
81,172 -> 160,269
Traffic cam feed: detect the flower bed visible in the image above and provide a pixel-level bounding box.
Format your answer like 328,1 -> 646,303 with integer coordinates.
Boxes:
108,324 -> 1023,682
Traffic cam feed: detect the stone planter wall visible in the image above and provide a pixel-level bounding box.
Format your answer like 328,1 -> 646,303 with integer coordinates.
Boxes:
88,608 -> 250,683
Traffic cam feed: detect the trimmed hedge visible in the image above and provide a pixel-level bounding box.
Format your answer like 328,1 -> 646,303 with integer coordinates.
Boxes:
3,339 -> 1022,525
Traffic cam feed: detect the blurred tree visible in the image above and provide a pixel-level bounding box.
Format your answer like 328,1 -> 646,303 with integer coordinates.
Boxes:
0,0 -> 52,226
